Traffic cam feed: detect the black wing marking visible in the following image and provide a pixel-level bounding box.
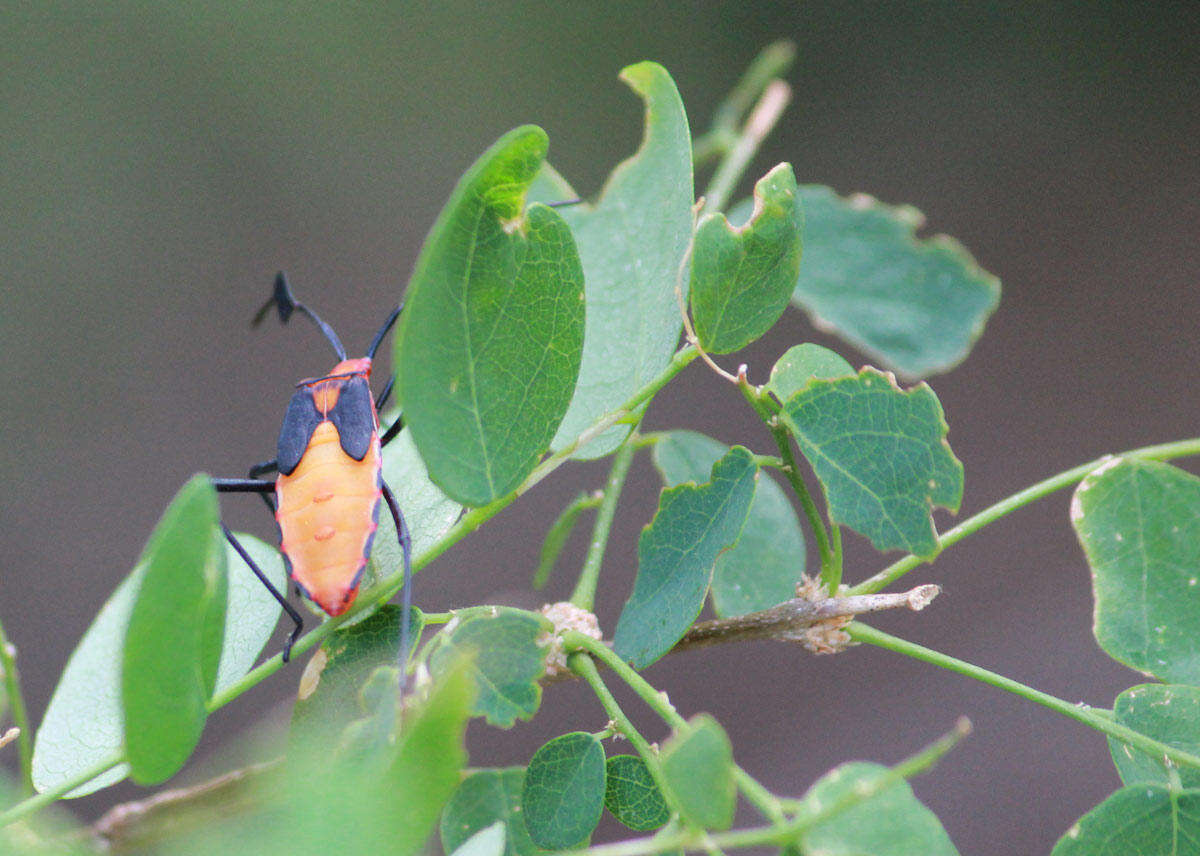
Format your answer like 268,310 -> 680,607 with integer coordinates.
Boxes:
328,375 -> 376,461
276,388 -> 324,475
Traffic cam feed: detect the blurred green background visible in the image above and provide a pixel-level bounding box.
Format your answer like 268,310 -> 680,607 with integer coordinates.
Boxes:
2,2 -> 1198,852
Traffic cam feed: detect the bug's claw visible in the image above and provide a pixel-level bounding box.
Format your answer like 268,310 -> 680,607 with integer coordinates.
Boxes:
282,618 -> 303,664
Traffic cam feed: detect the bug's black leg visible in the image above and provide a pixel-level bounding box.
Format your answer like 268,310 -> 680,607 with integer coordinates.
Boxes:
212,478 -> 276,493
380,480 -> 413,691
545,197 -> 583,208
374,377 -> 395,412
248,459 -> 278,479
379,413 -> 404,449
246,460 -> 278,513
221,523 -> 303,663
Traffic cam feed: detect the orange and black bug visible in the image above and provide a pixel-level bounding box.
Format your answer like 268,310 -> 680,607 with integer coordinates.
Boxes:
212,273 -> 411,669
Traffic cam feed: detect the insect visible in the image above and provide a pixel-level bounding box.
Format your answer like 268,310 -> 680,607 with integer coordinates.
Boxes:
212,273 -> 411,669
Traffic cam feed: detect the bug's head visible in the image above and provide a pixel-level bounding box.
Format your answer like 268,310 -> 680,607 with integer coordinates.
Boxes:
298,358 -> 373,413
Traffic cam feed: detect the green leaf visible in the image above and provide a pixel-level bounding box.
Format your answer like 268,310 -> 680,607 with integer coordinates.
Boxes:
533,492 -> 599,590
764,343 -> 854,403
369,426 -> 463,581
121,474 -> 225,785
1072,458 -> 1200,684
604,755 -> 670,831
690,163 -> 802,354
659,714 -> 735,831
428,608 -> 550,727
396,125 -> 585,506
652,431 -> 804,617
1108,685 -> 1200,789
548,62 -> 694,459
781,185 -> 998,378
779,369 -> 962,557
183,656 -> 474,856
522,732 -> 606,848
336,665 -> 403,764
613,447 -> 758,668
33,531 -> 285,798
441,768 -> 546,856
800,762 -> 958,855
449,822 -> 507,856
383,655 -> 475,856
33,567 -> 142,796
0,771 -> 90,856
289,605 -> 421,757
215,532 -> 286,694
1052,785 -> 1200,855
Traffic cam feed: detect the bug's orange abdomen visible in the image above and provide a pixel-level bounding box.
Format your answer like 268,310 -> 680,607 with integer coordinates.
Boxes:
275,421 -> 382,615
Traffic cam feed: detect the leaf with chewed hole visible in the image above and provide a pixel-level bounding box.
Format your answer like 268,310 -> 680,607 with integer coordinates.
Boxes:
428,608 -> 550,727
1072,458 -> 1200,685
1108,684 -> 1200,789
652,431 -> 803,617
522,732 -> 606,848
779,369 -> 962,557
690,163 -> 802,354
613,447 -> 758,667
545,62 -> 694,459
122,475 -> 226,785
397,125 -> 585,506
731,186 -> 999,377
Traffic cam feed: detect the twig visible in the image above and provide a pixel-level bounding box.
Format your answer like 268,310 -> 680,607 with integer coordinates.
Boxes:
90,760 -> 280,851
702,80 -> 792,216
0,617 -> 33,794
693,41 -> 797,169
675,584 -> 940,652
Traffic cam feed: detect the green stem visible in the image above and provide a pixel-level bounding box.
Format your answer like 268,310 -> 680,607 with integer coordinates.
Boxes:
571,433 -> 640,610
564,632 -> 687,730
826,523 -> 843,594
420,611 -> 456,625
701,79 -> 791,215
534,491 -> 604,590
849,436 -> 1200,595
693,41 -> 797,170
0,753 -> 122,828
737,380 -> 835,579
849,622 -> 1200,773
0,617 -> 32,795
570,654 -> 679,816
554,719 -> 967,856
563,632 -> 784,823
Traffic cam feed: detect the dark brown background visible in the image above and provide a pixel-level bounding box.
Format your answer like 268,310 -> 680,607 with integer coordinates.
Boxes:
2,2 -> 1198,852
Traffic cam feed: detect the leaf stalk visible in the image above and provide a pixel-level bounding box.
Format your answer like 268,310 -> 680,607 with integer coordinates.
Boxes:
849,622 -> 1200,774
571,433 -> 640,610
849,436 -> 1200,595
0,617 -> 33,795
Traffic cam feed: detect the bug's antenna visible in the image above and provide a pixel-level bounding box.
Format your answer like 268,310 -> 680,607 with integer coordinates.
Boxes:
253,272 -> 348,361
366,301 -> 404,360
